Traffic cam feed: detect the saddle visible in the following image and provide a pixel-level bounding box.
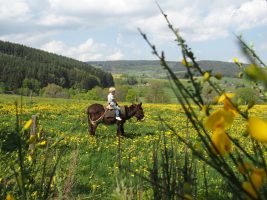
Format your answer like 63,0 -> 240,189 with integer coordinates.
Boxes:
104,104 -> 125,118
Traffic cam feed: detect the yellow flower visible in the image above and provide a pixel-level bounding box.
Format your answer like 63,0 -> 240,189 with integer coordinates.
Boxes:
218,93 -> 237,115
38,140 -> 47,146
237,163 -> 252,175
28,135 -> 36,144
27,155 -> 32,162
233,57 -> 239,64
250,168 -> 266,188
184,194 -> 193,200
242,181 -> 257,199
253,168 -> 266,177
248,117 -> 267,142
181,58 -> 192,67
251,171 -> 264,188
211,127 -> 231,156
182,58 -> 187,66
22,119 -> 33,131
218,93 -> 235,103
204,109 -> 234,131
6,194 -> 14,200
203,72 -> 210,81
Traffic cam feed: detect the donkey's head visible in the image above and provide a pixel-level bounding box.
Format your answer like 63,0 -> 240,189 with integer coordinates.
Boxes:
130,103 -> 145,121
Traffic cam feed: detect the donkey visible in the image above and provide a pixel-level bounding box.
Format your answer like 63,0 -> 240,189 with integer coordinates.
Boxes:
87,103 -> 145,136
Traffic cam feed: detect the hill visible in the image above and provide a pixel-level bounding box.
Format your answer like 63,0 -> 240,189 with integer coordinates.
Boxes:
0,40 -> 114,92
88,60 -> 241,78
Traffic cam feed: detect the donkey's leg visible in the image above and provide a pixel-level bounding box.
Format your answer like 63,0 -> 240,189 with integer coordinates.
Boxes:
116,122 -> 125,137
120,123 -> 125,136
89,122 -> 98,136
116,122 -> 121,137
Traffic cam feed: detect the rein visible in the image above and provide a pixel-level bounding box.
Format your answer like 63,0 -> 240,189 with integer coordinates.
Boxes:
89,109 -> 109,125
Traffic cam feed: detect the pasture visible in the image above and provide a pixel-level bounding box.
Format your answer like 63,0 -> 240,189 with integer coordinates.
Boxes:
1,94 -> 267,199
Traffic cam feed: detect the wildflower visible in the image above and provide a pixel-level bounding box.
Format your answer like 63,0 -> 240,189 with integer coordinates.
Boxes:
211,127 -> 231,156
233,57 -> 239,64
251,170 -> 264,188
21,119 -> 32,131
248,117 -> 267,142
218,93 -> 235,103
249,168 -> 266,188
218,93 -> 237,115
38,140 -> 47,146
31,191 -> 37,197
242,181 -> 257,199
203,72 -> 210,81
182,58 -> 187,66
27,155 -> 32,162
28,135 -> 36,144
181,58 -> 192,67
204,109 -> 234,131
6,194 -> 14,200
184,194 -> 193,200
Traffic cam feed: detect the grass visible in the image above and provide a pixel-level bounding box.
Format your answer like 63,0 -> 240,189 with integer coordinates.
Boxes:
1,94 -> 267,199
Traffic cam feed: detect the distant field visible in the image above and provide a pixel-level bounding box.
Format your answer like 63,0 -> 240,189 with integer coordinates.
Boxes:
113,76 -> 253,103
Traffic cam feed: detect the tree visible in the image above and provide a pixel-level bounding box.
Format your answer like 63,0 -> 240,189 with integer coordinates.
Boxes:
235,87 -> 260,105
116,86 -> 129,102
0,82 -> 5,93
126,88 -> 137,102
127,76 -> 138,85
22,78 -> 41,94
145,81 -> 170,103
86,86 -> 105,101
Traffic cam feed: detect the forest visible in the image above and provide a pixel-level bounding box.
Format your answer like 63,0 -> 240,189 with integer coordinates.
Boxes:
0,40 -> 114,94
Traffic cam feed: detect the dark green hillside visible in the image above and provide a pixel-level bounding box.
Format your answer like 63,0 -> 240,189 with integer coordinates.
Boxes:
0,40 -> 114,92
88,60 -> 241,78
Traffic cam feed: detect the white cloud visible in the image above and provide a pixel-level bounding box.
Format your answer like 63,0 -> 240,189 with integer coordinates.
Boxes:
107,50 -> 124,60
2,0 -> 267,41
234,0 -> 267,30
41,38 -> 124,61
0,31 -> 58,46
0,0 -> 30,20
129,0 -> 267,43
0,0 -> 266,61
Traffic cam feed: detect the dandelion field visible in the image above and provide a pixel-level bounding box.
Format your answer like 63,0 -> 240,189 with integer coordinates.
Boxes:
1,94 -> 267,199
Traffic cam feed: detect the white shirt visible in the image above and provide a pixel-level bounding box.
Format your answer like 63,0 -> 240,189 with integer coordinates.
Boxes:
108,93 -> 116,106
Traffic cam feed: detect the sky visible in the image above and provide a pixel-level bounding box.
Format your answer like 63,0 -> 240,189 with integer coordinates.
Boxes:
0,0 -> 267,63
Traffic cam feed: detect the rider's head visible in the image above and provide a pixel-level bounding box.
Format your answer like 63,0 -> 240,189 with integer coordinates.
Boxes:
109,87 -> 116,94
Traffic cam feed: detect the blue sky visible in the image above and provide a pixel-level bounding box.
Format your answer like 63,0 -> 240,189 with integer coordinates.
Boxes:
0,0 -> 267,63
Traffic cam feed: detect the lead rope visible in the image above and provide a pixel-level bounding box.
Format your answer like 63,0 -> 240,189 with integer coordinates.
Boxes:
89,109 -> 109,125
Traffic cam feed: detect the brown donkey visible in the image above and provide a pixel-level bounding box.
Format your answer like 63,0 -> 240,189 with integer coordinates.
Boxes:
87,103 -> 145,136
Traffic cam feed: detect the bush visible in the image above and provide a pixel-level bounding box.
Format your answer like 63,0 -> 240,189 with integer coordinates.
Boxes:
42,83 -> 70,98
125,88 -> 137,102
235,87 -> 260,105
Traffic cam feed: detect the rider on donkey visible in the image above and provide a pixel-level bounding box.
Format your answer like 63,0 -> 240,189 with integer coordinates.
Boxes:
107,87 -> 122,121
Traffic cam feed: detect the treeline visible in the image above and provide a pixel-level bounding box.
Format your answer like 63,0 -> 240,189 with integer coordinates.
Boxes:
88,60 -> 241,78
0,40 -> 114,94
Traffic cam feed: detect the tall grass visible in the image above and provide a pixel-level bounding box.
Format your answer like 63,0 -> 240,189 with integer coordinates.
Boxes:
135,4 -> 267,200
